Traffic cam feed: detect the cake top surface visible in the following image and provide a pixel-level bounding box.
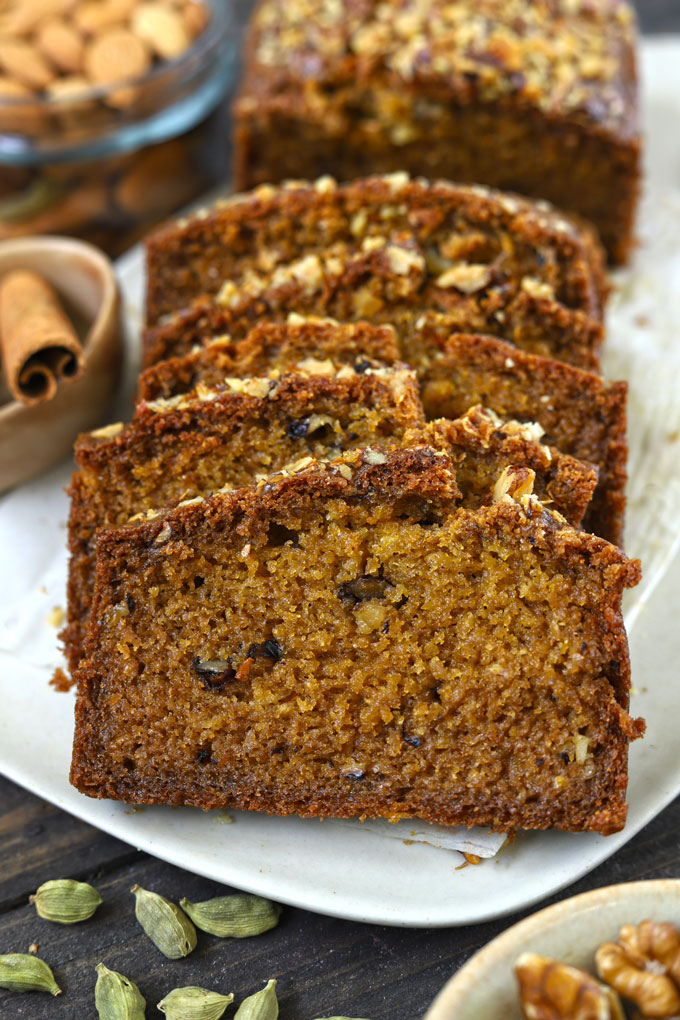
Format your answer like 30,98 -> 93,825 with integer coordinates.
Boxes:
246,0 -> 637,133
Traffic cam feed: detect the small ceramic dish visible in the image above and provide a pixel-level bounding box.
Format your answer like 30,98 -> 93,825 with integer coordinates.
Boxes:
424,879 -> 680,1019
0,235 -> 122,493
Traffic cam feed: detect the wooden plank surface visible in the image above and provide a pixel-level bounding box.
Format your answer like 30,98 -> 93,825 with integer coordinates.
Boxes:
2,774 -> 680,1019
2,2 -> 680,1017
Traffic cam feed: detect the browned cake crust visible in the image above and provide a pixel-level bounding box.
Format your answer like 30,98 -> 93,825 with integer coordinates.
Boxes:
63,367 -> 424,676
138,319 -> 402,402
420,333 -> 628,544
145,174 -> 608,328
70,448 -> 642,835
142,235 -> 604,372
409,409 -> 598,532
233,0 -> 640,263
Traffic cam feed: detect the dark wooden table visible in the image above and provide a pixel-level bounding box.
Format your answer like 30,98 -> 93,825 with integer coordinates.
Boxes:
3,4 -> 680,1018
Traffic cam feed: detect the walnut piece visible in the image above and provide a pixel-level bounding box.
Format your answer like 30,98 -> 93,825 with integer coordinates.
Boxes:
596,921 -> 680,1018
515,952 -> 624,1020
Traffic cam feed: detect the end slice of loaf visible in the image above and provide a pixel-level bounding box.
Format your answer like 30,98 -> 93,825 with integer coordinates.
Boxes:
70,447 -> 641,835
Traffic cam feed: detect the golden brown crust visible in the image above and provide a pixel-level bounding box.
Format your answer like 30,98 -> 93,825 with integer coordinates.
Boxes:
145,174 -> 608,328
411,409 -> 599,531
137,318 -> 401,402
70,448 -> 641,835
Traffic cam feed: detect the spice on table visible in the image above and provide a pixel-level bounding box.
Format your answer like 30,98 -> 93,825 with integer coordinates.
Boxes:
30,878 -> 103,924
234,979 -> 279,1020
0,269 -> 84,406
179,894 -> 281,939
157,985 -> 235,1019
95,962 -> 146,1020
0,952 -> 61,995
131,884 -> 197,959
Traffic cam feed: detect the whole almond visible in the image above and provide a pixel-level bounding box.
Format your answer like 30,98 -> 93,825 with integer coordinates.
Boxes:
46,75 -> 90,98
0,39 -> 55,90
0,75 -> 33,98
131,3 -> 191,60
36,19 -> 84,74
0,0 -> 76,37
84,27 -> 151,87
74,0 -> 131,36
181,1 -> 210,39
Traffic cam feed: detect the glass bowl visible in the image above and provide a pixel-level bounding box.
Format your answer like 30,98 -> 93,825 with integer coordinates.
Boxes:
0,0 -> 238,256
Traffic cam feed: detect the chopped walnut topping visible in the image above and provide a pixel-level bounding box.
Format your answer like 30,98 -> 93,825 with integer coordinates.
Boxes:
493,465 -> 537,505
364,449 -> 387,466
251,0 -> 635,130
154,522 -> 173,544
314,174 -> 337,193
223,377 -> 273,399
436,263 -> 492,293
522,276 -> 557,300
90,421 -> 124,440
216,279 -> 241,308
574,733 -> 590,764
295,356 -> 338,376
385,244 -> 426,276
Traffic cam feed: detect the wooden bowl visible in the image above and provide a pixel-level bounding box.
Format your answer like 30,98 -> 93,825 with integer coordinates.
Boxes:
0,235 -> 123,493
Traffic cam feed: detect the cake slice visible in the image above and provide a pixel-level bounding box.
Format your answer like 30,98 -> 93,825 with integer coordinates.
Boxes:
233,0 -> 640,263
419,333 -> 628,544
70,447 -> 642,835
142,237 -> 603,372
137,318 -> 402,403
63,365 -> 424,674
145,174 -> 607,327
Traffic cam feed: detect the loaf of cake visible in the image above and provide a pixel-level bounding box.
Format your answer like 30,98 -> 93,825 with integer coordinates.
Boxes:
143,233 -> 604,373
232,0 -> 640,263
145,175 -> 607,329
420,333 -> 628,544
138,318 -> 402,402
63,365 -> 424,674
70,448 -> 642,834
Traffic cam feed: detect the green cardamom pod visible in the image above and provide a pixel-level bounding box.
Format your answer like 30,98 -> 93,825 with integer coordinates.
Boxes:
30,878 -> 103,924
158,986 -> 235,1019
95,963 -> 146,1020
179,894 -> 281,938
131,884 -> 197,959
234,979 -> 278,1020
0,953 -> 61,995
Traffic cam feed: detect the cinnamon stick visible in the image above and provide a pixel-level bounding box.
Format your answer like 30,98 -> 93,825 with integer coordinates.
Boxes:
0,269 -> 84,406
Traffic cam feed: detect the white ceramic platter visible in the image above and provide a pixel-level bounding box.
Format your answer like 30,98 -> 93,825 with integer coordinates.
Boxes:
1,40 -> 680,929
424,879 -> 680,1018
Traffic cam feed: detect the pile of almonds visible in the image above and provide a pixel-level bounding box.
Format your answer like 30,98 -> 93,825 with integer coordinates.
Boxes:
0,0 -> 210,105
